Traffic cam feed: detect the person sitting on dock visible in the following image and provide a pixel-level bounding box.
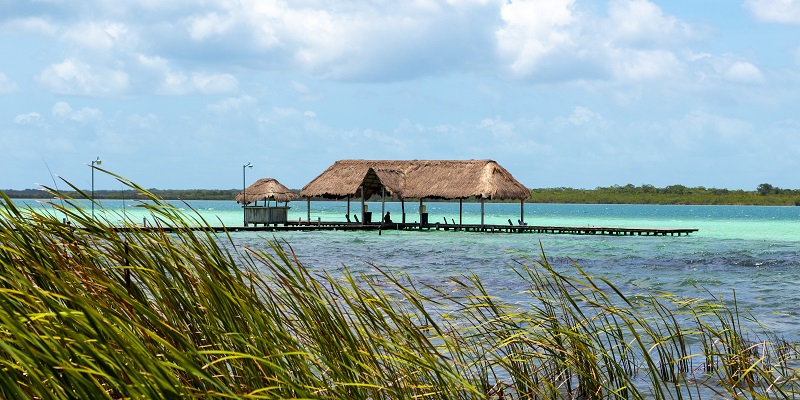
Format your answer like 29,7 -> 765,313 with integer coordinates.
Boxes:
383,212 -> 392,224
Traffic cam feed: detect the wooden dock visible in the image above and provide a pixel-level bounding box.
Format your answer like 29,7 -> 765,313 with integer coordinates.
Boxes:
125,221 -> 698,236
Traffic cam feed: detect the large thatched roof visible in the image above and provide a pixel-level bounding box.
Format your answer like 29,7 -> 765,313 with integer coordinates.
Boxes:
236,178 -> 298,205
299,160 -> 530,201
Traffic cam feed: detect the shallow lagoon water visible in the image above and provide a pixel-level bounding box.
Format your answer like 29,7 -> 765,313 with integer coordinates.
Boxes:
15,198 -> 800,341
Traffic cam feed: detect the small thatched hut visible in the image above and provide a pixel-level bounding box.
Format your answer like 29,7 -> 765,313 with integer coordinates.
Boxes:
236,178 -> 298,226
236,178 -> 298,205
299,160 -> 530,224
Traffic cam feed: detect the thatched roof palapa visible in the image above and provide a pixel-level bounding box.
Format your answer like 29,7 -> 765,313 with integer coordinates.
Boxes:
236,178 -> 298,205
299,160 -> 530,201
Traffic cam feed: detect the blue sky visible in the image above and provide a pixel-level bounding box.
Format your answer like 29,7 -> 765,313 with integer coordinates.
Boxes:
2,0 -> 800,191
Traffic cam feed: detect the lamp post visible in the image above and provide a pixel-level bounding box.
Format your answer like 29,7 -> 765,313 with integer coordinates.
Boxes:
90,157 -> 101,218
243,162 -> 252,226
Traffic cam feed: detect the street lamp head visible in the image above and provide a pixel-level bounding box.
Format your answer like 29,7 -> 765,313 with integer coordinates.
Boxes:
92,157 -> 102,166
244,162 -> 253,168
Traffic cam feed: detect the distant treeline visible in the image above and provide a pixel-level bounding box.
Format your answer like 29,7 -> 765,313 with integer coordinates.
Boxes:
4,183 -> 799,205
2,188 -> 241,201
532,183 -> 800,206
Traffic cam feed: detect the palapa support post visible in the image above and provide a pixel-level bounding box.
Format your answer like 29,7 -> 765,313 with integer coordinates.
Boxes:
347,196 -> 351,220
481,197 -> 485,227
306,198 -> 310,224
381,187 -> 385,224
360,186 -> 365,225
520,199 -> 525,225
401,198 -> 406,224
419,198 -> 428,227
459,198 -> 463,226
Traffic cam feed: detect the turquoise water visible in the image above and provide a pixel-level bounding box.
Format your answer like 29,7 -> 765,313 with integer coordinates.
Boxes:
12,199 -> 800,340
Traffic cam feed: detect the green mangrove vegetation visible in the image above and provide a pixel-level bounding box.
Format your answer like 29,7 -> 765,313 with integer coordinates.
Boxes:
532,183 -> 800,206
6,182 -> 800,205
1,175 -> 799,398
2,188 -> 242,201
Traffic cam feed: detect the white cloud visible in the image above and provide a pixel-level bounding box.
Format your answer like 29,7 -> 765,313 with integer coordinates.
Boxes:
62,21 -> 129,51
695,55 -> 767,84
173,1 -> 499,80
51,101 -> 72,117
187,11 -> 235,41
494,0 -> 699,84
3,17 -> 58,36
745,0 -> 800,24
14,112 -> 42,124
478,116 -> 516,141
136,53 -> 169,70
724,61 -> 765,84
272,107 -> 308,118
206,95 -> 257,114
158,71 -> 238,95
607,0 -> 696,46
52,101 -> 102,122
0,73 -> 18,93
496,0 -> 577,77
150,62 -> 238,95
36,58 -> 129,96
192,73 -> 238,93
565,106 -> 608,127
6,0 -> 704,86
611,49 -> 683,81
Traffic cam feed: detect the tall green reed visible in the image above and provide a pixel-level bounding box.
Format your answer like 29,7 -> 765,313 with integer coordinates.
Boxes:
0,171 -> 798,399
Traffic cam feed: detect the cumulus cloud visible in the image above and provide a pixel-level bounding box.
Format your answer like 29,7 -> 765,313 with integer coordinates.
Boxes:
494,0 -> 698,84
611,49 -> 683,81
52,101 -> 102,122
563,106 -> 610,127
206,95 -> 257,114
693,55 -> 767,84
14,112 -> 42,125
189,73 -> 238,94
163,70 -> 237,95
478,117 -> 516,141
51,101 -> 72,117
724,61 -> 765,84
175,1 -> 499,81
136,54 -> 238,94
187,11 -> 236,42
607,0 -> 696,46
36,58 -> 129,96
496,0 -> 577,78
6,0 -> 704,86
2,17 -> 58,36
745,0 -> 800,24
62,21 -> 129,51
0,72 -> 18,93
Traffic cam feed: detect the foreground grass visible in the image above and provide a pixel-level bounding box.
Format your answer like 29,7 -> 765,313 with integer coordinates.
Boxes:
1,176 -> 799,398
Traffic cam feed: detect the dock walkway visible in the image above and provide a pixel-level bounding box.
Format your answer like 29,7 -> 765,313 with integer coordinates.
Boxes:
127,221 -> 698,236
